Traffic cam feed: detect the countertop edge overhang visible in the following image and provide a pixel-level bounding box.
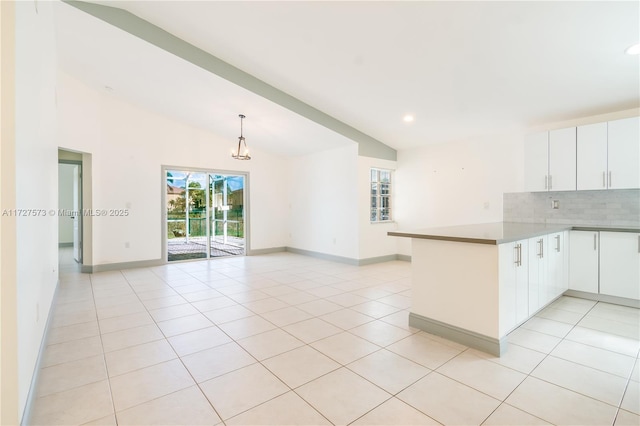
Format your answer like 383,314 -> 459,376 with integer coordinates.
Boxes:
388,222 -> 640,245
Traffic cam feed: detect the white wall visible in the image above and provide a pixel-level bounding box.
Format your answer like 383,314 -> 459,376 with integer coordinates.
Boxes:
57,73 -> 289,265
57,164 -> 75,244
395,133 -> 523,255
15,1 -> 59,418
357,155 -> 399,260
288,144 -> 359,259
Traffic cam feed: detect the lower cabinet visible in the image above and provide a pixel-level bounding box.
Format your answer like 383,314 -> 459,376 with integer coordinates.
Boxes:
499,231 -> 569,335
600,231 -> 640,300
499,239 -> 528,335
569,231 -> 599,292
528,235 -> 546,315
569,230 -> 640,300
529,231 -> 569,316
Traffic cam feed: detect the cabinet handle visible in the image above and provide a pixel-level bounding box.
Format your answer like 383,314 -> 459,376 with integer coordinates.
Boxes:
593,233 -> 597,250
602,172 -> 606,188
514,244 -> 519,266
540,239 -> 544,258
518,243 -> 522,266
608,171 -> 612,188
544,175 -> 548,190
555,235 -> 560,252
536,239 -> 542,258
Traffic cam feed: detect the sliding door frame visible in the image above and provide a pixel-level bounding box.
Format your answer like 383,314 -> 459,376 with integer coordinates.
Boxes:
161,165 -> 250,263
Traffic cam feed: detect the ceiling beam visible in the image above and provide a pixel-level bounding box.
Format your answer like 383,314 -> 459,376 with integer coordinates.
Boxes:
63,0 -> 397,161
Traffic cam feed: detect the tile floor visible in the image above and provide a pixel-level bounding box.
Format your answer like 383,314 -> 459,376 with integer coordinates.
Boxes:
27,250 -> 640,425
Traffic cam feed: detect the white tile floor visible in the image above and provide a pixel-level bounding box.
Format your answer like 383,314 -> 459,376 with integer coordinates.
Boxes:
27,249 -> 640,425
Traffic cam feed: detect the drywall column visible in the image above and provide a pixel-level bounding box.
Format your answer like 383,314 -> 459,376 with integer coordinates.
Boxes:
0,1 -> 19,424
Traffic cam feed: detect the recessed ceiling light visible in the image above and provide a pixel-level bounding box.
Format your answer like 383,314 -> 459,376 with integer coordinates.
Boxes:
403,115 -> 414,123
625,43 -> 640,55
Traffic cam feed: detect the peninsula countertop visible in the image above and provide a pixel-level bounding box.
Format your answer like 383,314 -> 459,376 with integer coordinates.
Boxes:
388,222 -> 640,245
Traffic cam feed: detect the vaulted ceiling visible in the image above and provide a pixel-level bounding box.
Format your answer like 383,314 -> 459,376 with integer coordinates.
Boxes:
56,1 -> 639,156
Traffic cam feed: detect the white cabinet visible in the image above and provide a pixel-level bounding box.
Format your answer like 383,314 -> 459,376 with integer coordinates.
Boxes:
608,117 -> 640,189
569,230 -> 639,301
528,231 -> 568,315
524,128 -> 576,192
499,240 -> 529,334
600,232 -> 640,300
549,128 -> 577,191
547,231 -> 569,302
569,231 -> 599,293
577,122 -> 608,190
577,118 -> 640,190
524,132 -> 549,192
527,235 -> 547,315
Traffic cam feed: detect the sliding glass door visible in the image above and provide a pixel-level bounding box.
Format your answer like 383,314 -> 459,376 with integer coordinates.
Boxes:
166,169 -> 246,262
210,174 -> 245,256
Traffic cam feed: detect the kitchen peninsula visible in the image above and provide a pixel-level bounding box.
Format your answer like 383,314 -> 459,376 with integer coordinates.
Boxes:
389,222 -> 573,356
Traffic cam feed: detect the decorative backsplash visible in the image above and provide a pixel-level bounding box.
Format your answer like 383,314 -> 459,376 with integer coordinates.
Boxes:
503,189 -> 640,227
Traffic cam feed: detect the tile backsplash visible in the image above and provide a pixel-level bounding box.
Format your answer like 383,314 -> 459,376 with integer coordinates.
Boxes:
503,189 -> 640,227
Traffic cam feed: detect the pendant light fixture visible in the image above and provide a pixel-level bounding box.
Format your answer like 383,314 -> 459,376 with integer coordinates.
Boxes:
231,114 -> 251,160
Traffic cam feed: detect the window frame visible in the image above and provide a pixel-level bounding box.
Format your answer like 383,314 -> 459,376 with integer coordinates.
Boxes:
370,167 -> 393,223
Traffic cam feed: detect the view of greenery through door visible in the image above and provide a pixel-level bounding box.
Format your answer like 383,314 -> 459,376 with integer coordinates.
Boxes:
166,169 -> 245,262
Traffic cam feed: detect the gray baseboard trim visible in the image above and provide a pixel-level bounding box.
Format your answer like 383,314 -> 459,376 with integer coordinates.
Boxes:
357,254 -> 400,265
79,249 -> 407,273
20,280 -> 60,425
285,247 -> 409,266
58,242 -> 73,248
285,247 -> 360,265
409,312 -> 504,357
564,290 -> 639,309
247,247 -> 286,256
84,258 -> 165,273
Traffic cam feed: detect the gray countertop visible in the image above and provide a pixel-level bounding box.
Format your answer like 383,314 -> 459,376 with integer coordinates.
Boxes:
388,222 -> 640,245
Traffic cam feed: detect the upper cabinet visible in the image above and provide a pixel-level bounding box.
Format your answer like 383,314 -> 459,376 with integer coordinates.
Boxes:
549,128 -> 577,191
577,117 -> 640,190
608,117 -> 640,189
526,116 -> 639,193
577,122 -> 608,190
524,132 -> 548,192
524,127 -> 576,192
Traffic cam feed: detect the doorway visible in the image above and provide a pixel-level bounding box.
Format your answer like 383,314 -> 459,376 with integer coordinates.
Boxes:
58,160 -> 82,264
165,168 -> 247,262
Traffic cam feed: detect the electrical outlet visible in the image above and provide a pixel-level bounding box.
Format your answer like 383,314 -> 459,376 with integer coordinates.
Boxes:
552,200 -> 560,209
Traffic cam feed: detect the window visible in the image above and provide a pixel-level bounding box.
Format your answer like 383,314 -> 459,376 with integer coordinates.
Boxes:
370,168 -> 392,222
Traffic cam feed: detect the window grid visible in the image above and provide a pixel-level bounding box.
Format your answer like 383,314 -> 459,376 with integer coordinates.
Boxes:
370,168 -> 392,222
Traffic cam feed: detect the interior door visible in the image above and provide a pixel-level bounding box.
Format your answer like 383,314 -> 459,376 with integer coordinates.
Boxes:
72,164 -> 82,263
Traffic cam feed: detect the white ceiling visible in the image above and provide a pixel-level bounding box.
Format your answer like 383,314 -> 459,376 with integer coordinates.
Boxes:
57,1 -> 639,154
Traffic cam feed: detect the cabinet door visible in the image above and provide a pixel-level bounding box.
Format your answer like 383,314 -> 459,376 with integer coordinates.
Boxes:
547,232 -> 565,303
524,132 -> 549,192
515,241 -> 529,324
528,236 -> 544,315
608,117 -> 640,189
600,232 -> 640,300
549,127 -> 577,191
569,231 -> 599,293
577,122 -> 608,190
499,240 -> 528,334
